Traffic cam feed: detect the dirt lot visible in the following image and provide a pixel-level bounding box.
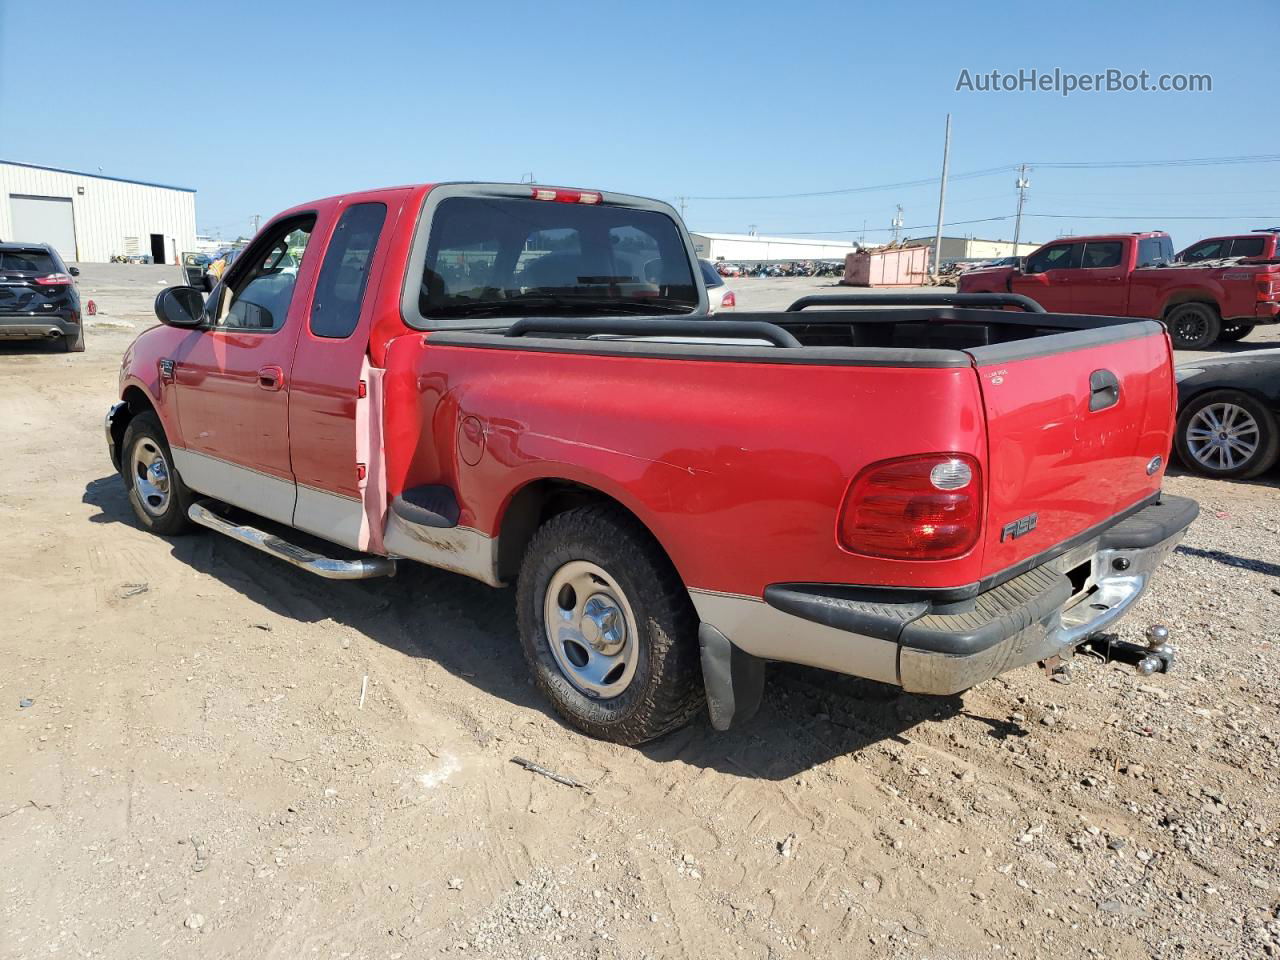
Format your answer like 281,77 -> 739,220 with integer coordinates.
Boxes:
2,265 -> 1278,960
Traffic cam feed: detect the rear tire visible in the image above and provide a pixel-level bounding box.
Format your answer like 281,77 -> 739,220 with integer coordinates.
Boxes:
1175,389 -> 1279,480
515,504 -> 703,745
119,412 -> 195,534
1218,323 -> 1254,343
1166,303 -> 1221,350
63,329 -> 85,353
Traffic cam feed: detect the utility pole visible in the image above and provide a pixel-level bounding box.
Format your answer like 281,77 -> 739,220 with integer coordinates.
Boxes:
891,205 -> 904,245
747,223 -> 758,237
931,113 -> 951,280
250,214 -> 261,236
1013,164 -> 1030,251
860,219 -> 866,244
676,196 -> 688,221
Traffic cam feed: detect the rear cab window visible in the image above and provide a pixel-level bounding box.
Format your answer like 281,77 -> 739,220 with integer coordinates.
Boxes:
1229,236 -> 1267,258
310,202 -> 387,339
1081,241 -> 1122,269
416,193 -> 698,321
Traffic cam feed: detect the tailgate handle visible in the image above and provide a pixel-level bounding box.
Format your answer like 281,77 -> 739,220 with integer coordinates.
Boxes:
1089,369 -> 1120,411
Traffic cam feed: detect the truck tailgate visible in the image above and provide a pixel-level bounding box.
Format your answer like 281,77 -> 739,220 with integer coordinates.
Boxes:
968,323 -> 1174,579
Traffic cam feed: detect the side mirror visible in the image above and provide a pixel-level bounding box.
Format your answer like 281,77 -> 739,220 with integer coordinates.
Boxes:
68,266 -> 80,277
1016,257 -> 1027,273
155,285 -> 205,327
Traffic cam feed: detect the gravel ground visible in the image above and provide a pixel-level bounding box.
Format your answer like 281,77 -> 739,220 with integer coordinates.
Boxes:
0,265 -> 1277,960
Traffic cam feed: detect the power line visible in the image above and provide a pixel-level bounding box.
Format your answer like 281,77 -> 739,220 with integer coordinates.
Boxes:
739,211 -> 1280,237
686,166 -> 1011,201
683,153 -> 1280,203
1030,154 -> 1280,169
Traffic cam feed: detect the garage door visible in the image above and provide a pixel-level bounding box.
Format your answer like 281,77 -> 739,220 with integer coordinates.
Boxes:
9,194 -> 77,262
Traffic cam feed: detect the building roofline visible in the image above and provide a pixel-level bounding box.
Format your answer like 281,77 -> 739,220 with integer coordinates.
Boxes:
0,159 -> 196,193
690,231 -> 858,245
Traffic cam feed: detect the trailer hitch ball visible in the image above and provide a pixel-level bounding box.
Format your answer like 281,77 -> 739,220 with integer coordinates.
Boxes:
1136,656 -> 1162,677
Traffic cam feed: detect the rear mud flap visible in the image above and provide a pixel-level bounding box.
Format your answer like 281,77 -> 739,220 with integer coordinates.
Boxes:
699,624 -> 766,731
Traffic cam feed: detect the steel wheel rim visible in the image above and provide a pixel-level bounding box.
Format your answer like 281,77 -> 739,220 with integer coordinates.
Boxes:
130,437 -> 172,516
543,560 -> 639,699
1186,402 -> 1260,471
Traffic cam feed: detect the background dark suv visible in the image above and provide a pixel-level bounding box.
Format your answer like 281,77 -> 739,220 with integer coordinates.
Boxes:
0,242 -> 84,352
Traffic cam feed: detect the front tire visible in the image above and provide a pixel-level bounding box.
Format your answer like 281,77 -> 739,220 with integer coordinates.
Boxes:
1166,303 -> 1221,350
119,412 -> 195,534
516,504 -> 703,745
1175,390 -> 1279,480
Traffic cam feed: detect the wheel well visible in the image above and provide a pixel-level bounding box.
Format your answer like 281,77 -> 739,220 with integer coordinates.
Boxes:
496,479 -> 663,583
1162,293 -> 1220,317
112,386 -> 156,454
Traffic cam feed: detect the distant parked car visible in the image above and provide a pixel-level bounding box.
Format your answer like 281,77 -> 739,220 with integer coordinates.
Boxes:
1175,351 -> 1280,479
699,259 -> 736,312
0,242 -> 83,352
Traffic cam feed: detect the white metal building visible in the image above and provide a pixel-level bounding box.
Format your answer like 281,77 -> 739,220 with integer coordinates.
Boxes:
0,160 -> 197,264
902,235 -> 1040,263
690,232 -> 858,264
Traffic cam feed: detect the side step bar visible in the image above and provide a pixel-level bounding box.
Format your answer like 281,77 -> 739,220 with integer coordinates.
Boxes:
188,503 -> 397,580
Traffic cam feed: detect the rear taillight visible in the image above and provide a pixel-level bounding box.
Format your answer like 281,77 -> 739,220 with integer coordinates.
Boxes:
1257,277 -> 1279,301
720,291 -> 736,309
531,187 -> 601,204
838,453 -> 982,560
35,273 -> 72,285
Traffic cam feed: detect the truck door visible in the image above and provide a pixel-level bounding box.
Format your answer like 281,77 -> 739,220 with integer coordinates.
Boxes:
170,214 -> 319,525
1071,240 -> 1128,315
1011,241 -> 1081,313
287,195 -> 400,550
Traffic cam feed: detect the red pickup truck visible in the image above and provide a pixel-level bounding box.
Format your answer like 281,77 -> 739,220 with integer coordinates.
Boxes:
105,182 -> 1195,744
957,230 -> 1280,349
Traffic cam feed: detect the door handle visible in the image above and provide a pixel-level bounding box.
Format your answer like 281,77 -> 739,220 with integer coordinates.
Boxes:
257,365 -> 285,391
1089,369 -> 1120,411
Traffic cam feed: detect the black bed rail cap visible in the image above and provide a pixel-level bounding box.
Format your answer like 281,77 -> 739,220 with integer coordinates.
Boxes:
787,292 -> 1046,314
504,316 -> 802,348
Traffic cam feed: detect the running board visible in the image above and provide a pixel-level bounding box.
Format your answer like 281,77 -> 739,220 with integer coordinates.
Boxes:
188,503 -> 397,580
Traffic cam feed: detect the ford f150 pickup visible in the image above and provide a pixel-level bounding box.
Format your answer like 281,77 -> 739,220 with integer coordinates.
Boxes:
957,230 -> 1280,350
106,182 -> 1196,745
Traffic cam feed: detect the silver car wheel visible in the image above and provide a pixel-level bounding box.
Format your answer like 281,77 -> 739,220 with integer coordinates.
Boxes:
1186,402 -> 1260,471
543,560 -> 639,699
130,437 -> 172,516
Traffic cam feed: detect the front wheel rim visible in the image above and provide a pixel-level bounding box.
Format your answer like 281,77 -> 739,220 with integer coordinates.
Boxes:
1186,402 -> 1260,471
543,560 -> 640,699
130,437 -> 172,516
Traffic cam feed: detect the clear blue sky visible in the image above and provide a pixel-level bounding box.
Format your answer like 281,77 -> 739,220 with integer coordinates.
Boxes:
2,0 -> 1276,249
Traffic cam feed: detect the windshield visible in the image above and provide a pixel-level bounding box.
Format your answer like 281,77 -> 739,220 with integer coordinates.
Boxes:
420,197 -> 698,318
0,249 -> 59,274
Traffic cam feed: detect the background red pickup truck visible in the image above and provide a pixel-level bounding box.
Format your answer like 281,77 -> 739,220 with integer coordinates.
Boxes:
106,182 -> 1195,744
957,230 -> 1280,349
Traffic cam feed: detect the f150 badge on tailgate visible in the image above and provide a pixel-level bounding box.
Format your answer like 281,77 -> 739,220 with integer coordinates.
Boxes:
1001,513 -> 1038,542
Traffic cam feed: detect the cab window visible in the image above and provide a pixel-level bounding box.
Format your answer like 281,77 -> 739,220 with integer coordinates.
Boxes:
1229,236 -> 1266,258
1181,239 -> 1224,263
1025,242 -> 1081,274
1081,241 -> 1122,269
310,203 -> 387,339
208,217 -> 315,331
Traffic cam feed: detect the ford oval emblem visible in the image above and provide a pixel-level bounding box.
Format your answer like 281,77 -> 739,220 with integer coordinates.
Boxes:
1146,455 -> 1163,476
